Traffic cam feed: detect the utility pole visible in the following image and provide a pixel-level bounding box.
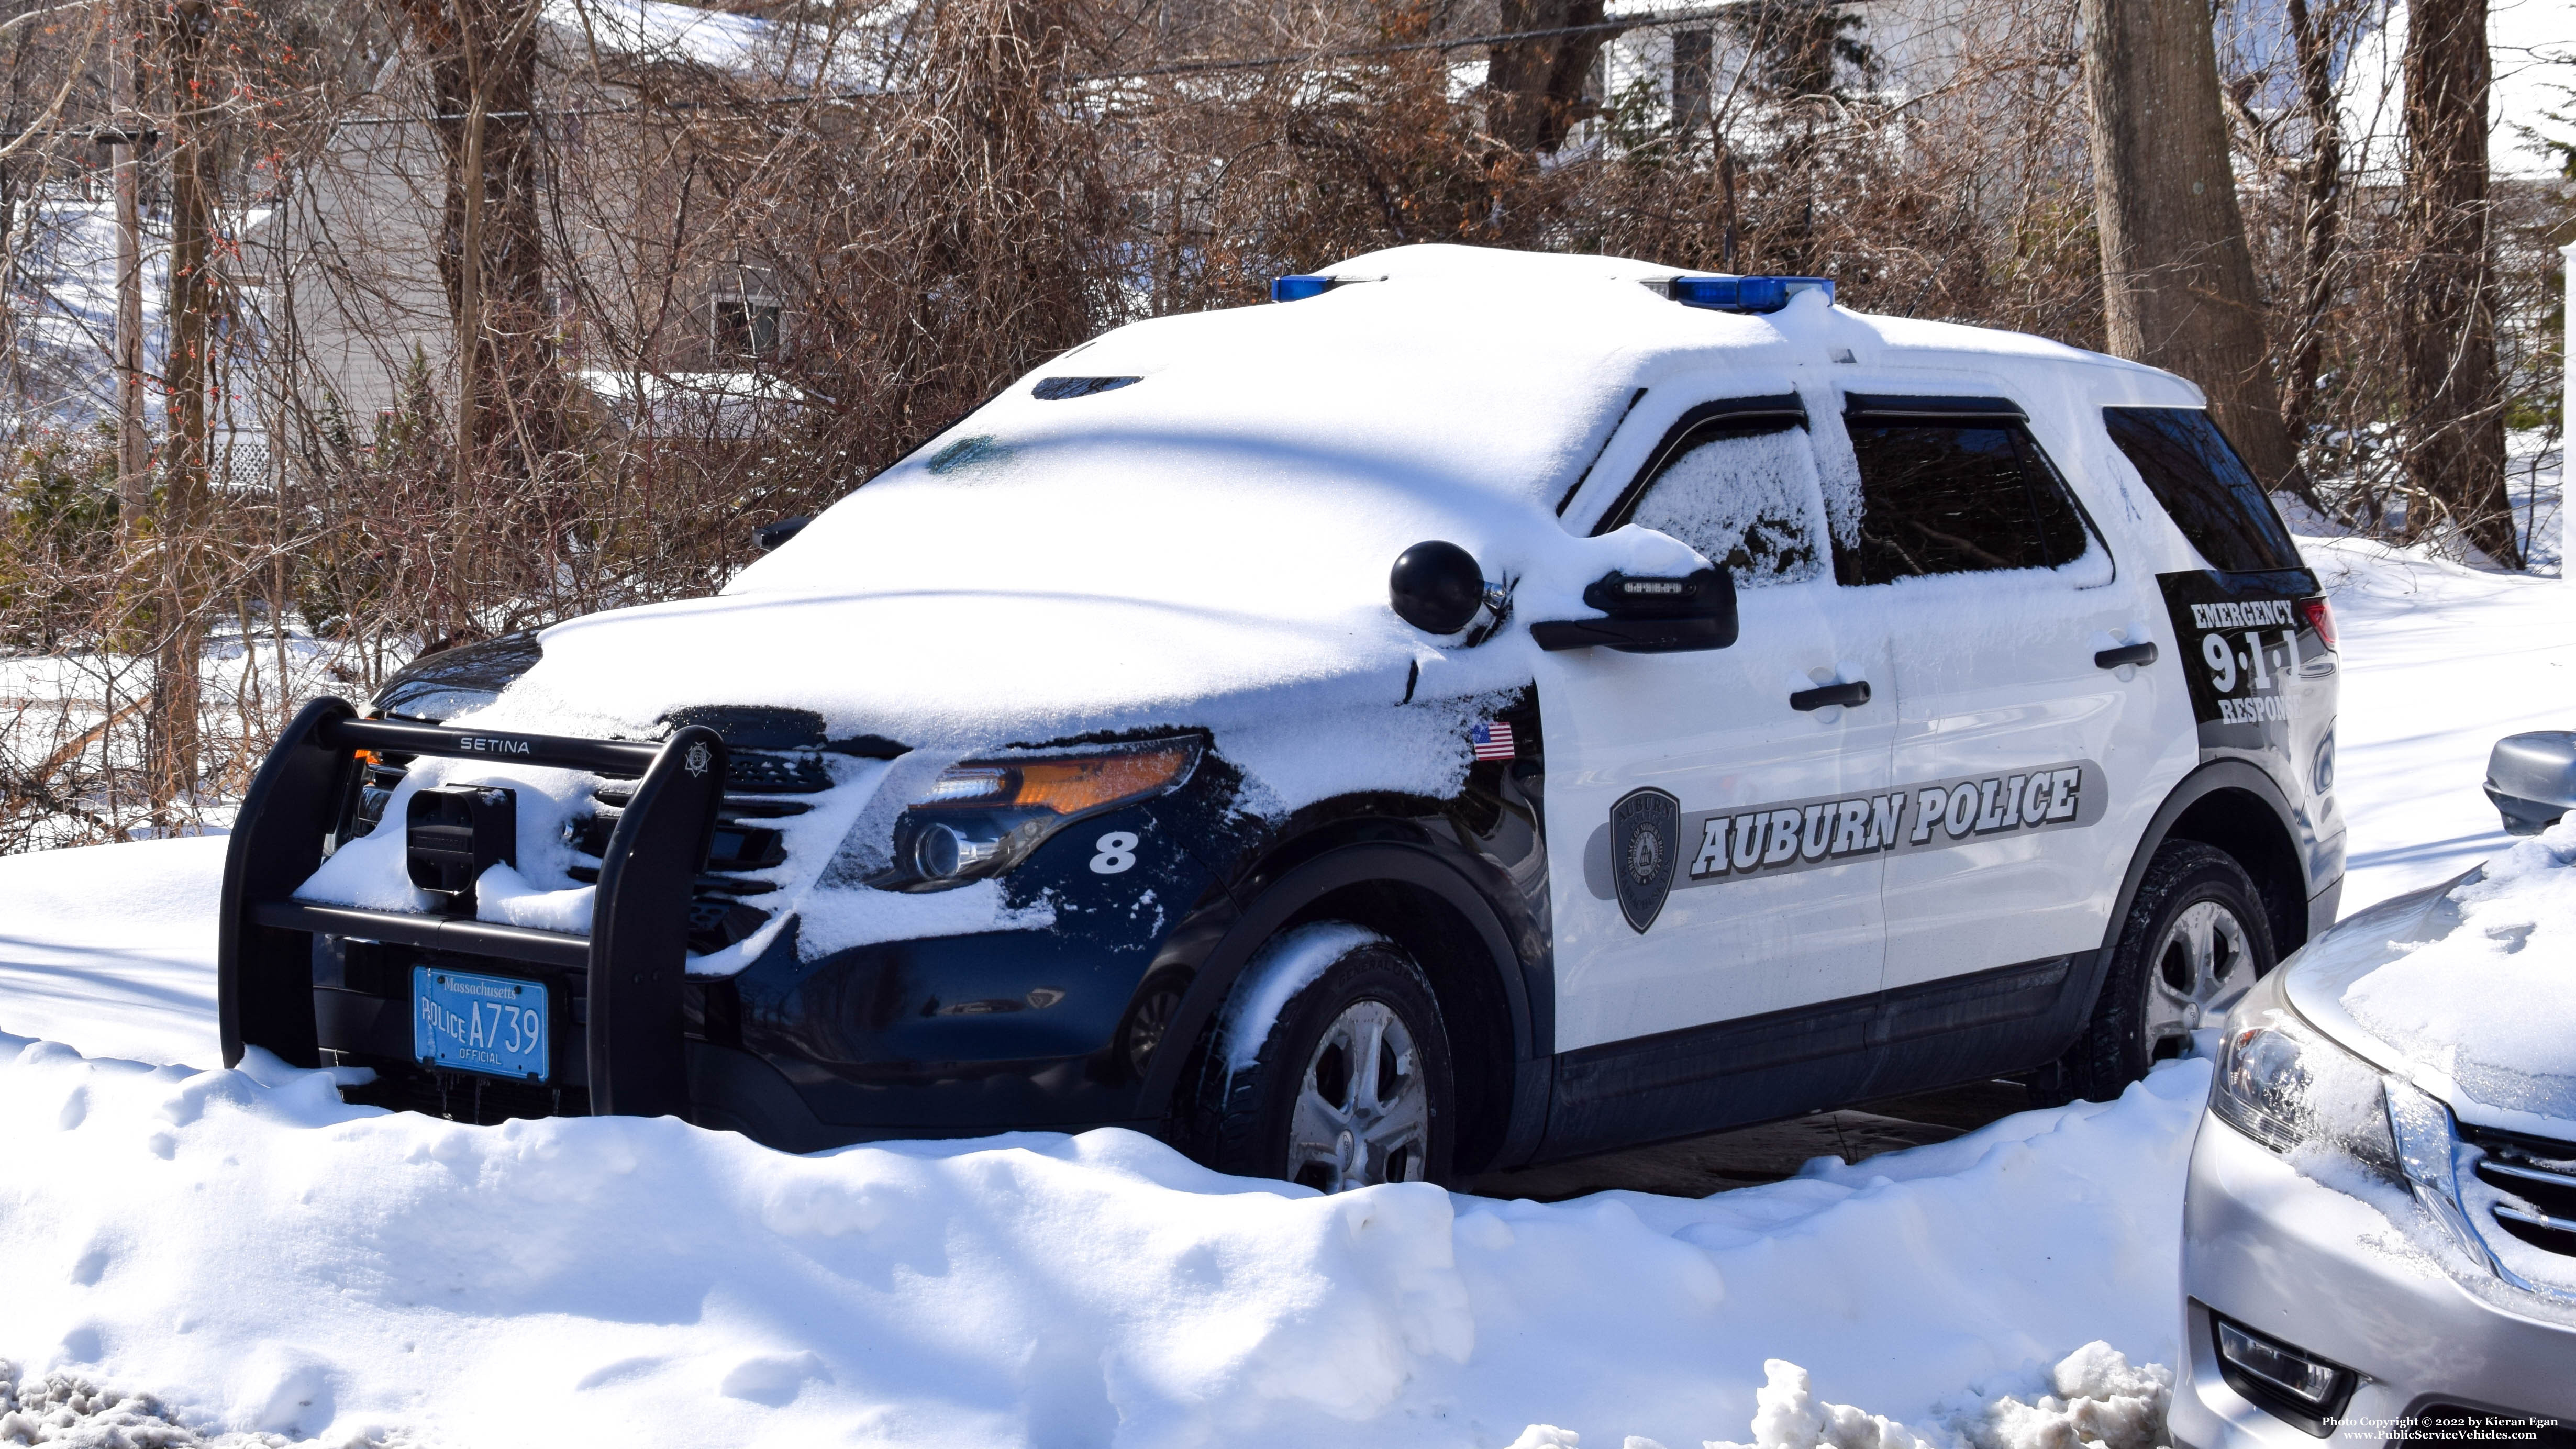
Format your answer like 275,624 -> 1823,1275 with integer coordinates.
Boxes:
108,0 -> 148,523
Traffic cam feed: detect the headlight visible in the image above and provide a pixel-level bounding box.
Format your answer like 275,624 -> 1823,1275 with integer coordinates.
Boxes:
2211,966 -> 2506,1276
881,737 -> 1203,890
2210,970 -> 2400,1180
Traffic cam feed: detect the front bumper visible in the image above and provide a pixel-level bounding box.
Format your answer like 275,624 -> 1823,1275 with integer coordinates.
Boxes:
2173,1112 -> 2576,1449
225,700 -> 1207,1147
223,700 -> 729,1118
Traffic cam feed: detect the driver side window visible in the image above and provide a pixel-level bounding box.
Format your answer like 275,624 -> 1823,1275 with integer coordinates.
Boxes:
1619,423 -> 1831,589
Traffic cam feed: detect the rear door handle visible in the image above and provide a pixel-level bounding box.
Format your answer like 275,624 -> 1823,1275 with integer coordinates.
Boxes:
1790,680 -> 1872,711
2094,642 -> 2158,670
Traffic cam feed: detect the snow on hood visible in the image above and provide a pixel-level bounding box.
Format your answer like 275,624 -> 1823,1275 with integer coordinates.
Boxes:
2287,821 -> 2576,1136
471,246 -> 1918,811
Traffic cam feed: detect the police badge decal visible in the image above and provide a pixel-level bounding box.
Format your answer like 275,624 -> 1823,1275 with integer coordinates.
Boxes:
1609,787 -> 1681,933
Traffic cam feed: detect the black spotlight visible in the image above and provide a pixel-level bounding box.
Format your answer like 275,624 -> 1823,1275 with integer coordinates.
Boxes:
1389,541 -> 1487,636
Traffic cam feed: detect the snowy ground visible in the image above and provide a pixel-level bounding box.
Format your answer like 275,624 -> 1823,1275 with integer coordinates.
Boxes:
0,1027 -> 2200,1449
0,527 -> 2566,1444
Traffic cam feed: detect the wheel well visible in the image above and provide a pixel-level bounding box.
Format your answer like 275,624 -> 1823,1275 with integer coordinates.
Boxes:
1284,882 -> 1518,1175
2160,787 -> 2309,955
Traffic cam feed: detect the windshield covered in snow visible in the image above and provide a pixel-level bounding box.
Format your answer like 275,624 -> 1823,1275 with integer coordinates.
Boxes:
727,263 -> 1772,616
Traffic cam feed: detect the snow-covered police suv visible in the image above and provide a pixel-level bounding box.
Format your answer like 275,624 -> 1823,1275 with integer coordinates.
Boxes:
220,244 -> 2342,1190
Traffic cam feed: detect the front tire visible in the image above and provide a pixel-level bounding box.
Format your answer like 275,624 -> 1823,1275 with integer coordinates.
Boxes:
2044,841 -> 2275,1105
1199,930 -> 1455,1191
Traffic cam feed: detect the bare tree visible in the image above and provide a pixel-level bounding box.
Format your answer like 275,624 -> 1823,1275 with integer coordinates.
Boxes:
2277,0 -> 2355,458
145,0 -> 215,813
2400,0 -> 2516,563
1487,0 -> 1613,153
2081,0 -> 2306,495
382,0 -> 565,493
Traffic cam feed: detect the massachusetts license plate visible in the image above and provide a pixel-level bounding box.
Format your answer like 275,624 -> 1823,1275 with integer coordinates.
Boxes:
413,966 -> 549,1080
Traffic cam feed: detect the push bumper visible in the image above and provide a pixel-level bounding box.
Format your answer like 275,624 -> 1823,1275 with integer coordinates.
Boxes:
219,697 -> 729,1118
2173,1112 -> 2576,1449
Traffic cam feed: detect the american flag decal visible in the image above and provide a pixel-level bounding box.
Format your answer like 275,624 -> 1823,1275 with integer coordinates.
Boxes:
1471,720 -> 1516,761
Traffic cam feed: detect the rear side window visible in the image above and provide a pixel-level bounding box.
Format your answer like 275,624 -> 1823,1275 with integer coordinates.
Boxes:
2102,407 -> 2303,572
1834,419 -> 2094,585
1624,425 -> 1828,588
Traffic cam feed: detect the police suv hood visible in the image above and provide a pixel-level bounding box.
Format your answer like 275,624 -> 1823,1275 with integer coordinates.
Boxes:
2284,828 -> 2576,1141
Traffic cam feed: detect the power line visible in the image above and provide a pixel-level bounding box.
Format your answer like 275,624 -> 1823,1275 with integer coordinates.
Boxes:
307,0 -> 1786,129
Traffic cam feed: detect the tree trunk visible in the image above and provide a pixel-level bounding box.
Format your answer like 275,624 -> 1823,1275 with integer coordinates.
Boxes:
1487,0 -> 1611,154
2400,0 -> 2516,565
2278,0 -> 2345,508
2080,0 -> 2305,497
149,0 -> 214,820
384,0 -> 562,492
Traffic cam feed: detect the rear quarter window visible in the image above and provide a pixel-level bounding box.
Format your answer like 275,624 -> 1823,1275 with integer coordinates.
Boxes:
2102,407 -> 2303,572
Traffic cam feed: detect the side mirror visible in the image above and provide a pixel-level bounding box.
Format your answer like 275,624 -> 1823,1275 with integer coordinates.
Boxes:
2486,731 -> 2576,836
1389,540 -> 1491,634
1531,567 -> 1737,654
755,514 -> 812,552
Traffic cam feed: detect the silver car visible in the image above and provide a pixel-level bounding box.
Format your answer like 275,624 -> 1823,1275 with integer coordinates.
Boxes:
2173,734 -> 2576,1449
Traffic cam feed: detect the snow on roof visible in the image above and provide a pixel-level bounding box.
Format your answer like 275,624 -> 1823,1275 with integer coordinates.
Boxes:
3,197 -> 270,429
572,369 -> 808,438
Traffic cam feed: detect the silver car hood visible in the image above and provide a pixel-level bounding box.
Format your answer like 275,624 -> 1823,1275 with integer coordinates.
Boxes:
2286,857 -> 2576,1142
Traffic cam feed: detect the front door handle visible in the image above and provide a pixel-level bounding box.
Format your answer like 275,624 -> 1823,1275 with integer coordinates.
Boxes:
1791,680 -> 1872,711
2094,642 -> 2158,670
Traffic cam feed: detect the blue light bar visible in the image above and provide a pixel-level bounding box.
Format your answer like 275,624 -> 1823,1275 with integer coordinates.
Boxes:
1271,275 -> 1337,303
1668,274 -> 1836,314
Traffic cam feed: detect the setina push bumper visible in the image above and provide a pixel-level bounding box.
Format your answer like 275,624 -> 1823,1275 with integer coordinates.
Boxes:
218,697 -> 729,1119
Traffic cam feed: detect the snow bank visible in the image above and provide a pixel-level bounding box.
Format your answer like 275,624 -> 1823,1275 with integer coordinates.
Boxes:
0,837 -> 227,1069
0,1024 -> 2211,1448
1533,1340 -> 2169,1449
2301,532 -> 2576,910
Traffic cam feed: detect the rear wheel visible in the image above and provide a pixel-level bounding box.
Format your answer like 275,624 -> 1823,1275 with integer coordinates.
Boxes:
1198,930 -> 1454,1191
2042,841 -> 2275,1105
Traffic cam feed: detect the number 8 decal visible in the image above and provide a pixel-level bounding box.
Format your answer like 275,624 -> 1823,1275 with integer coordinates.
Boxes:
1090,831 -> 1139,874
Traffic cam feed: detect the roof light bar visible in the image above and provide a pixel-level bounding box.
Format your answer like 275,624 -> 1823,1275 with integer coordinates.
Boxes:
1668,274 -> 1836,314
1270,275 -> 1338,303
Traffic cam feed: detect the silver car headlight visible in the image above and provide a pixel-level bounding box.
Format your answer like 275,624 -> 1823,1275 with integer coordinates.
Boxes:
2210,965 -> 2508,1278
2209,969 -> 2401,1181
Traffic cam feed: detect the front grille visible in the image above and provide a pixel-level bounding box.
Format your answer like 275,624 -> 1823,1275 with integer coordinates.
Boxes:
571,746 -> 829,954
2468,1128 -> 2576,1258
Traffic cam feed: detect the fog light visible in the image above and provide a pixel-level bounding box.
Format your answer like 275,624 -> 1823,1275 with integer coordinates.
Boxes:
914,821 -> 1001,880
406,785 -> 517,911
2216,1317 -> 2351,1410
